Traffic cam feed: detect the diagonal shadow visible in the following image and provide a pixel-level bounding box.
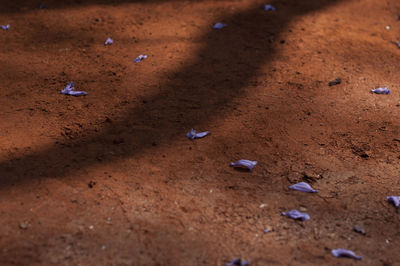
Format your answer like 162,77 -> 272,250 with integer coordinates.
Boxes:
0,0 -> 342,189
0,0 -> 180,13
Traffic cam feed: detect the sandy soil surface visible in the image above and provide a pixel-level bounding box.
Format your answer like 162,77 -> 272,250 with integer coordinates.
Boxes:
1,0 -> 400,265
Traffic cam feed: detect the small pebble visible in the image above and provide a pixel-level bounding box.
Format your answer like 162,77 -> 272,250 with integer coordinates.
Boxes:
19,221 -> 30,230
88,180 -> 96,188
299,206 -> 307,212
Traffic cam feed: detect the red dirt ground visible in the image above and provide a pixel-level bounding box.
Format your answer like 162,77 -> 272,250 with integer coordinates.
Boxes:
1,0 -> 400,265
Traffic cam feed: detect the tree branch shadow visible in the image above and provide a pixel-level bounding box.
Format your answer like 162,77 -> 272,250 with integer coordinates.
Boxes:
0,0 -> 342,188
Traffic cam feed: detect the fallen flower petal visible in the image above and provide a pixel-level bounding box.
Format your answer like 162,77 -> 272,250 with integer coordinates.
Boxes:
328,78 -> 342,86
331,249 -> 362,260
353,225 -> 366,235
60,82 -> 87,96
370,87 -> 390,94
104,37 -> 114,45
392,41 -> 400,48
226,258 -> 249,266
1,24 -> 10,30
134,54 -> 148,63
289,182 -> 318,193
264,4 -> 276,11
212,22 -> 227,29
281,209 -> 310,221
230,160 -> 257,171
264,228 -> 270,233
387,196 -> 400,208
186,129 -> 210,140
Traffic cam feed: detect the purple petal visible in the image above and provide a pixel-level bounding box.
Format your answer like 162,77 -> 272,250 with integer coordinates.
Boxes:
331,249 -> 362,260
328,78 -> 342,86
61,82 -> 75,92
60,82 -> 87,96
289,182 -> 318,193
186,129 -> 210,140
264,228 -> 270,233
387,196 -> 400,208
104,37 -> 114,45
281,209 -> 310,221
230,160 -> 257,171
212,22 -> 227,29
133,54 -> 148,63
1,24 -> 10,30
226,259 -> 249,266
264,4 -> 276,11
370,87 -> 390,94
65,91 -> 87,96
353,225 -> 366,235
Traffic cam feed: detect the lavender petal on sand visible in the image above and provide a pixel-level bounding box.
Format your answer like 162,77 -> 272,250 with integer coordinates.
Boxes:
392,41 -> 400,48
289,182 -> 318,193
370,87 -> 390,94
60,82 -> 87,96
212,22 -> 227,29
331,249 -> 362,260
281,209 -> 310,221
104,37 -> 114,45
353,225 -> 366,235
1,24 -> 10,30
387,196 -> 400,208
134,54 -> 148,63
328,78 -> 342,86
230,160 -> 257,171
264,4 -> 276,11
186,129 -> 210,140
226,258 -> 249,266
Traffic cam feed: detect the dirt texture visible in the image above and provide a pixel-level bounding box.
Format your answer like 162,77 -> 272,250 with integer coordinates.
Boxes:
1,0 -> 400,265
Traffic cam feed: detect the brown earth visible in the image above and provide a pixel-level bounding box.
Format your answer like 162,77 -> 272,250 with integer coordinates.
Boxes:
0,0 -> 400,265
